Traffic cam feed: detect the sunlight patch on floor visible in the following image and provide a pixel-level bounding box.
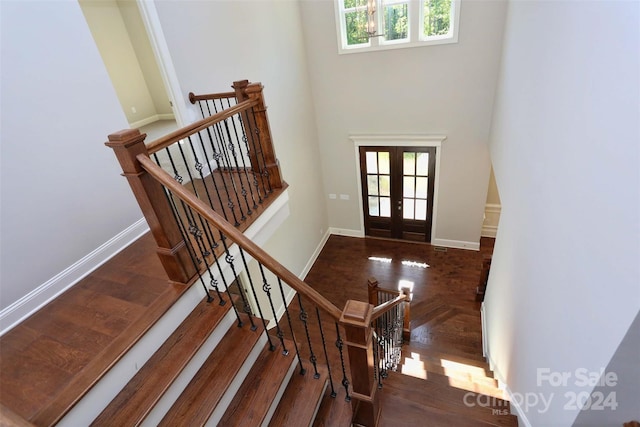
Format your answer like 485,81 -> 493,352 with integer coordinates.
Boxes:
400,352 -> 428,379
440,358 -> 489,377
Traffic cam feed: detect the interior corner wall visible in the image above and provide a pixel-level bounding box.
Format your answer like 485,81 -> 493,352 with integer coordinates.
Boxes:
79,0 -> 158,124
298,0 -> 507,245
117,0 -> 173,116
152,0 -> 328,278
0,1 -> 142,310
484,1 -> 640,425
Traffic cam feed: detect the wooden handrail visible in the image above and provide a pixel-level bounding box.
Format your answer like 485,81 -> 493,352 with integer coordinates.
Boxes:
371,294 -> 409,321
136,154 -> 343,321
145,98 -> 258,154
189,91 -> 237,103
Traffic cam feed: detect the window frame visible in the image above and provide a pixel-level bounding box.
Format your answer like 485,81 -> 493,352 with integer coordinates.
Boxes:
334,0 -> 461,54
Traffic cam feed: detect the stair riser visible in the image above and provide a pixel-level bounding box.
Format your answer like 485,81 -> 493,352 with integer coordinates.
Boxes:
140,307 -> 238,427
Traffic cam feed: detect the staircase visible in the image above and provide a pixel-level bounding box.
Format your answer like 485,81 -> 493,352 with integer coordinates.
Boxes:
90,296 -> 327,427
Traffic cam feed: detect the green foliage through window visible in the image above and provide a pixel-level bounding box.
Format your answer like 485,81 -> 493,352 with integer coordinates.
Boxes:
383,3 -> 408,41
423,0 -> 451,37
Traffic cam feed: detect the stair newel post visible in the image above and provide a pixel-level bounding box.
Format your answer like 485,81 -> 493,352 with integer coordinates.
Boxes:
105,129 -> 197,284
234,81 -> 283,191
367,277 -> 379,306
340,300 -> 380,427
400,285 -> 412,342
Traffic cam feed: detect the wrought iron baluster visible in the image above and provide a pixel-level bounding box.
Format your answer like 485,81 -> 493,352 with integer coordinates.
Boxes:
297,295 -> 320,378
163,147 -> 210,264
242,108 -> 270,197
210,100 -> 233,170
185,136 -> 224,255
201,123 -> 241,226
373,328 -> 382,389
334,322 -> 351,401
316,307 -> 337,397
217,117 -> 246,221
237,113 -> 265,204
276,278 -> 305,375
237,246 -> 274,350
204,100 -> 230,169
258,264 -> 287,355
197,128 -> 230,223
222,116 -> 252,217
225,100 -> 259,212
219,233 -> 256,330
152,168 -> 212,303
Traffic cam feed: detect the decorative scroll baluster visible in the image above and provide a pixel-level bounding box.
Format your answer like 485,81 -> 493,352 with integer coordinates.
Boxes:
221,117 -> 252,217
257,264 -> 288,354
156,178 -> 213,303
194,130 -> 230,223
206,101 -> 233,170
237,247 -> 274,350
316,307 -> 337,398
297,295 -> 320,378
218,234 -> 256,330
334,322 -> 351,402
201,123 -> 241,226
217,118 -> 247,221
276,278 -> 305,375
224,97 -> 260,211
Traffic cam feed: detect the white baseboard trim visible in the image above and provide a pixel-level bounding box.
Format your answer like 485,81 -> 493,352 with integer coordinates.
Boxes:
129,115 -> 161,129
328,227 -> 364,238
0,219 -> 150,336
300,229 -> 331,280
129,114 -> 175,129
431,238 -> 480,251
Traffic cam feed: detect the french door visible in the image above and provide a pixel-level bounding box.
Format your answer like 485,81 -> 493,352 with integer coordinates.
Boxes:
359,146 -> 436,242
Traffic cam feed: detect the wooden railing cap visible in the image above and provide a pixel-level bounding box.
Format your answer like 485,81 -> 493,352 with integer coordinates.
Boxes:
340,300 -> 373,327
105,129 -> 144,147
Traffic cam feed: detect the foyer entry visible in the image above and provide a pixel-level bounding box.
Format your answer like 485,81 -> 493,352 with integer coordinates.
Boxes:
359,146 -> 436,242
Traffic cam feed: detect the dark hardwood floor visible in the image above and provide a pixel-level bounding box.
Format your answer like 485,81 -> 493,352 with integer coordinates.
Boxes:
282,235 -> 515,426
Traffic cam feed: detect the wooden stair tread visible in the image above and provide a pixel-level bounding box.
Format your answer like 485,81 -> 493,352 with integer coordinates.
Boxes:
268,364 -> 329,427
158,316 -> 264,426
29,284 -> 188,426
91,297 -> 232,426
219,338 -> 298,427
381,371 -> 517,427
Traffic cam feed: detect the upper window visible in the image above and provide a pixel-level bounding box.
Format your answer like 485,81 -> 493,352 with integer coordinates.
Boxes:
335,0 -> 461,54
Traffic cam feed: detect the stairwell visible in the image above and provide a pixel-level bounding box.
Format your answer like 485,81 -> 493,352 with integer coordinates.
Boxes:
0,231 -> 519,426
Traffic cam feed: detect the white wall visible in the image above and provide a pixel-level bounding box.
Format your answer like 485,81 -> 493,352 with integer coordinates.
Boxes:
299,0 -> 507,246
153,0 -> 328,279
485,1 -> 640,425
0,2 -> 143,315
